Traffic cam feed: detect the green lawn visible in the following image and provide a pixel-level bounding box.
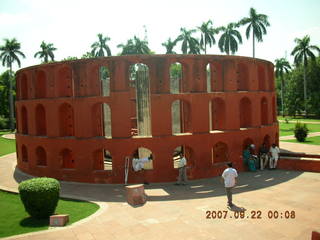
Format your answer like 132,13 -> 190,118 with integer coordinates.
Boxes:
282,135 -> 320,145
279,122 -> 320,137
0,131 -> 16,157
278,116 -> 320,123
0,190 -> 99,238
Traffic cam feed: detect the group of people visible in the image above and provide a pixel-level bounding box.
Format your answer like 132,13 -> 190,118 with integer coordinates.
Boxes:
243,143 -> 280,171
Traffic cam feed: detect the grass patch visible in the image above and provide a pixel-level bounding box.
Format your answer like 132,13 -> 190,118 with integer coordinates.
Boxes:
279,122 -> 320,137
282,135 -> 320,145
278,116 -> 320,123
0,132 -> 16,157
0,190 -> 99,238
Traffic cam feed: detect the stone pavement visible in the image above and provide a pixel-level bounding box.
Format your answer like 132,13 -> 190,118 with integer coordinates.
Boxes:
1,148 -> 320,240
279,141 -> 320,155
280,132 -> 320,141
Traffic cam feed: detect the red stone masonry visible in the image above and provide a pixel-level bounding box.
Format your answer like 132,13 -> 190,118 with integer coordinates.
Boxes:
15,55 -> 278,184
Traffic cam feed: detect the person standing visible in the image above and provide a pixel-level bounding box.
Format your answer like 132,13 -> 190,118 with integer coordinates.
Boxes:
175,153 -> 187,185
222,162 -> 238,207
269,143 -> 280,169
259,142 -> 269,170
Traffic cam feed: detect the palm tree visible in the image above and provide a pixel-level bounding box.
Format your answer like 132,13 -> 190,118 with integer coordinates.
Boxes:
0,38 -> 25,131
117,36 -> 150,55
175,28 -> 200,54
91,33 -> 112,57
218,23 -> 242,55
240,8 -> 270,58
291,35 -> 320,116
34,41 -> 57,63
275,58 -> 291,117
197,20 -> 218,54
162,38 -> 177,54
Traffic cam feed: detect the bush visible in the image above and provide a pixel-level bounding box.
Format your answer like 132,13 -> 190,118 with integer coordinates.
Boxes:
294,122 -> 309,142
18,177 -> 60,219
0,115 -> 9,129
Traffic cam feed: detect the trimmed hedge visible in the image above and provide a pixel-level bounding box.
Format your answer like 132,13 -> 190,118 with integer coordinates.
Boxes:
18,177 -> 60,219
294,122 -> 309,142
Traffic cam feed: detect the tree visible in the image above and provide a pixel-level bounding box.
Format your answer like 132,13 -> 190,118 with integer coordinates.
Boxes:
218,23 -> 242,55
291,35 -> 320,117
0,38 -> 25,130
240,8 -> 270,58
175,27 -> 200,54
34,41 -> 57,63
275,58 -> 291,116
117,36 -> 150,55
162,38 -> 177,54
91,33 -> 112,57
197,20 -> 218,54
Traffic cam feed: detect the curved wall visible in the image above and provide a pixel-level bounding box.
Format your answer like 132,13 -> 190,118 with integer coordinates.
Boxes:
15,55 -> 278,183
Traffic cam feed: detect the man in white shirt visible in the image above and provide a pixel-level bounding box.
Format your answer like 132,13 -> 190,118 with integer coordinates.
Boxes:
175,153 -> 187,185
269,143 -> 280,169
221,162 -> 238,207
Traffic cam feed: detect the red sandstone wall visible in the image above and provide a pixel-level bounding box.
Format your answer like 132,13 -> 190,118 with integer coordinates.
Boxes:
15,55 -> 278,184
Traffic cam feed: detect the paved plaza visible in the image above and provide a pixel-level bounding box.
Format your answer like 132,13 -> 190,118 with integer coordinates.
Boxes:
0,141 -> 319,240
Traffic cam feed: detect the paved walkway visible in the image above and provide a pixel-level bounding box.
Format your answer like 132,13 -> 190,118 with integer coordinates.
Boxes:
1,146 -> 320,240
280,132 -> 320,141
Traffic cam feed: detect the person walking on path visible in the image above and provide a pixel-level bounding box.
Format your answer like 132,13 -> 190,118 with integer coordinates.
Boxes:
175,153 -> 188,185
269,143 -> 280,169
222,162 -> 238,207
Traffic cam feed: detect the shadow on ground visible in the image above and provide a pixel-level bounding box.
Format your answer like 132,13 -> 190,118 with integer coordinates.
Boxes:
13,167 -> 303,203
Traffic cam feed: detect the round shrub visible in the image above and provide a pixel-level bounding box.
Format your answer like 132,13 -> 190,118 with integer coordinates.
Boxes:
294,122 -> 309,142
18,177 -> 60,219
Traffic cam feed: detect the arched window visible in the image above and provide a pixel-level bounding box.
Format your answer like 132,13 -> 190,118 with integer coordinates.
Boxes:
20,74 -> 28,99
60,149 -> 75,169
239,97 -> 252,128
206,63 -> 211,92
58,66 -> 73,97
258,65 -> 266,91
261,97 -> 268,125
170,62 -> 182,94
93,149 -> 112,170
212,142 -> 228,165
133,147 -> 153,170
209,98 -> 226,131
172,145 -> 194,170
171,99 -> 192,134
35,104 -> 46,136
21,106 -> 28,134
21,145 -> 28,162
35,70 -> 46,98
129,63 -> 151,137
100,66 -> 110,96
92,103 -> 111,137
36,146 -> 47,166
59,103 -> 74,137
237,63 -> 249,91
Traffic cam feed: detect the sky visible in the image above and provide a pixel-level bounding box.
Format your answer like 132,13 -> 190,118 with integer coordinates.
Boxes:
0,0 -> 320,72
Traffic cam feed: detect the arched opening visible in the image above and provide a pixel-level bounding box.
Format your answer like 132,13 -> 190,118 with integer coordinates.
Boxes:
93,149 -> 112,170
243,138 -> 254,151
170,62 -> 182,94
211,62 -> 223,92
21,145 -> 28,162
275,132 -> 279,146
261,97 -> 268,125
60,149 -> 75,169
258,65 -> 266,91
132,147 -> 153,170
212,142 -> 229,165
35,70 -> 46,98
58,66 -> 73,97
129,63 -> 151,137
240,97 -> 252,128
209,98 -> 226,130
171,99 -> 192,134
92,103 -> 111,137
36,146 -> 47,166
263,135 -> 271,149
237,63 -> 249,91
59,103 -> 74,137
206,63 -> 211,92
100,66 -> 110,96
35,104 -> 46,136
172,145 -> 193,169
21,106 -> 28,134
20,74 -> 28,100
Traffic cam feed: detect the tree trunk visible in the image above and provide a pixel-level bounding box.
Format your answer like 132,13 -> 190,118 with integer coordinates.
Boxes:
9,63 -> 15,131
281,76 -> 284,117
303,60 -> 307,117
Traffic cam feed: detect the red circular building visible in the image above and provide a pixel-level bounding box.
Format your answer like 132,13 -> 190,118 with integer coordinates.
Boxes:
15,55 -> 278,183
